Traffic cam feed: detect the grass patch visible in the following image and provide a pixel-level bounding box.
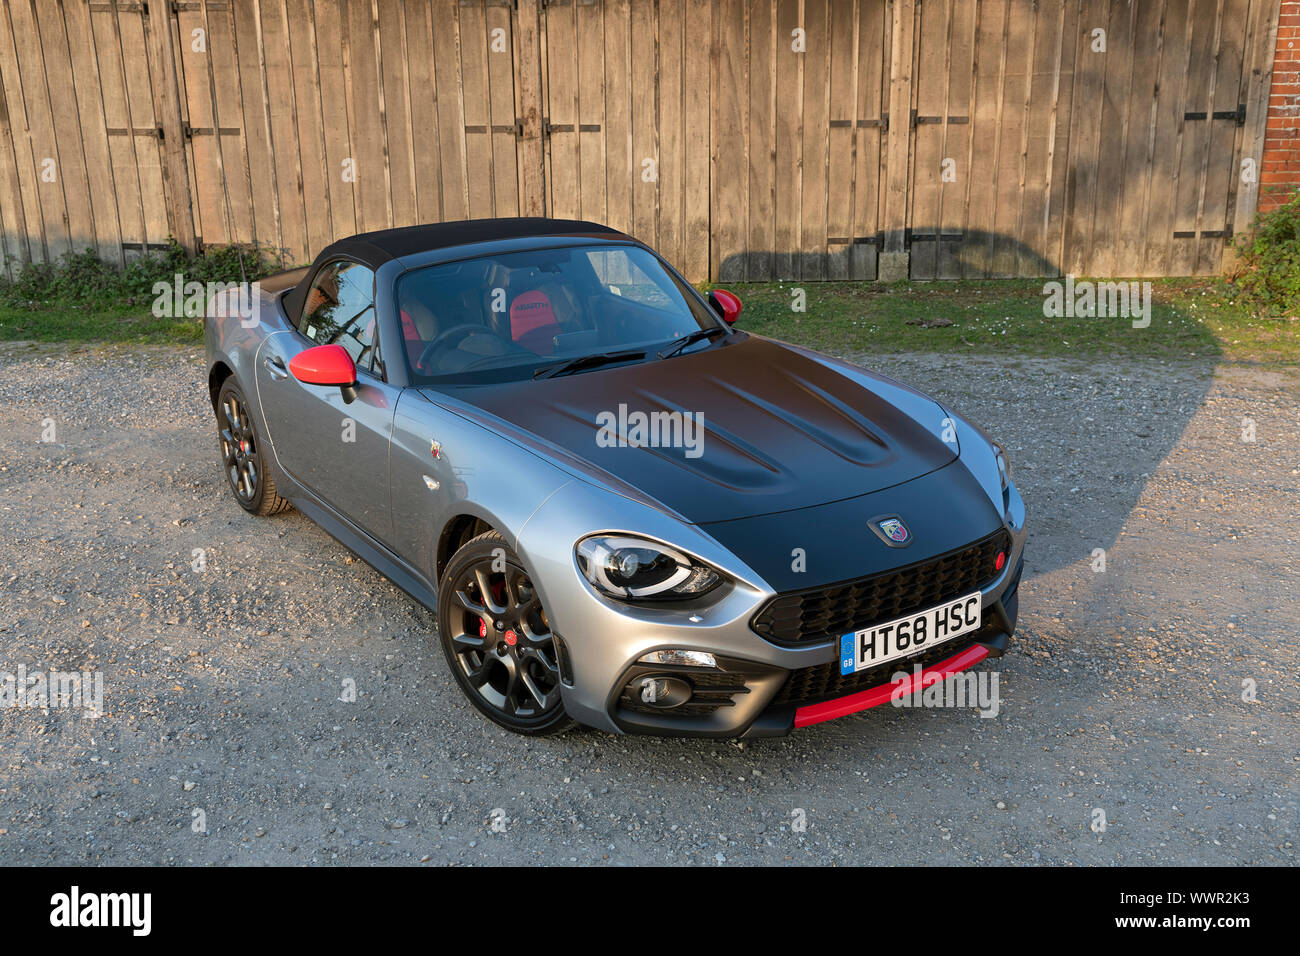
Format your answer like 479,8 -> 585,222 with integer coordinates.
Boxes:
0,242 -> 288,346
1,245 -> 1295,364
0,304 -> 206,345
725,277 -> 1297,364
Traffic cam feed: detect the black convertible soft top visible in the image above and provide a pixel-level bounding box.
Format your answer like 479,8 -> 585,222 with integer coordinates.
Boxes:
318,217 -> 624,268
283,217 -> 627,322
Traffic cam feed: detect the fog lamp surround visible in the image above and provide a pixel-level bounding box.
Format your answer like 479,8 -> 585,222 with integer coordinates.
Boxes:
576,535 -> 722,602
638,649 -> 718,668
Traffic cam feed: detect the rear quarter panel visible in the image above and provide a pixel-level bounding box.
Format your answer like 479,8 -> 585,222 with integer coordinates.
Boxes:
205,277 -> 302,488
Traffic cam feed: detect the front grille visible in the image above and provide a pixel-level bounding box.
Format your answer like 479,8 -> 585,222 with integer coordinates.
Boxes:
771,618 -> 1000,708
751,529 -> 1011,646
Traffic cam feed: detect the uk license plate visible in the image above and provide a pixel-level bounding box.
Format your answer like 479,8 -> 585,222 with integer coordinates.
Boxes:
839,592 -> 982,675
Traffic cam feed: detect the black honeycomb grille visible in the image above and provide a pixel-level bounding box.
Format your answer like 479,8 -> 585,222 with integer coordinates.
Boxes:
751,529 -> 1011,647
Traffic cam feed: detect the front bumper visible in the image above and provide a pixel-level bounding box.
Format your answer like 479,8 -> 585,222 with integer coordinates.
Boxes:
609,555 -> 1022,738
515,470 -> 1027,738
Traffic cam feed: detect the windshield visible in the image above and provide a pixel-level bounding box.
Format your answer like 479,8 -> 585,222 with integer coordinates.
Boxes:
395,243 -> 721,385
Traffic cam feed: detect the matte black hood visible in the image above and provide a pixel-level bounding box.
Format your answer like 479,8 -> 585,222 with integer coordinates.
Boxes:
431,336 -> 957,524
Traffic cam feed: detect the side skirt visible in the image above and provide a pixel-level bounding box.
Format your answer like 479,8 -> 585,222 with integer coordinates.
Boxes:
289,491 -> 440,616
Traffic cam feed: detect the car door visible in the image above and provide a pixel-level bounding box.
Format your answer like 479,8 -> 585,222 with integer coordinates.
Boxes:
255,258 -> 400,546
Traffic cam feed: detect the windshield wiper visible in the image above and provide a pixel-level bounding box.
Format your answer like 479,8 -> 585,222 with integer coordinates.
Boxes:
533,349 -> 648,380
656,326 -> 727,360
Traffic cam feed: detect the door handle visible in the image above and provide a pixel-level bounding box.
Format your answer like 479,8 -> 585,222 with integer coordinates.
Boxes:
263,355 -> 288,380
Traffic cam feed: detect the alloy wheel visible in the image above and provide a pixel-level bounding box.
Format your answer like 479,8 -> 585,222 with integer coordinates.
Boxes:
219,391 -> 260,502
446,560 -> 563,720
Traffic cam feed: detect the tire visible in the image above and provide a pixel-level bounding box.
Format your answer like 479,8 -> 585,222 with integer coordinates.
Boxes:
438,530 -> 574,736
215,378 -> 291,517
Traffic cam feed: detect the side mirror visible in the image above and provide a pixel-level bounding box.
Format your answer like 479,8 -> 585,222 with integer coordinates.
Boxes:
709,289 -> 743,325
289,343 -> 359,403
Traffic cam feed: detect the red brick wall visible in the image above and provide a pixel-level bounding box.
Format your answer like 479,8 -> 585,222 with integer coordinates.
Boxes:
1262,0 -> 1300,210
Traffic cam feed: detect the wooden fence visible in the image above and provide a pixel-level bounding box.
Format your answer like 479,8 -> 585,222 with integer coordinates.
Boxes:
0,0 -> 1282,282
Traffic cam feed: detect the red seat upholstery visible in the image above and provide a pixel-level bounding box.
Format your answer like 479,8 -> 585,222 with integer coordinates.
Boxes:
509,290 -> 562,355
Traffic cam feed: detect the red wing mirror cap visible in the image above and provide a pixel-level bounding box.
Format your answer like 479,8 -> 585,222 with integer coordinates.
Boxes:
289,344 -> 357,386
709,289 -> 743,325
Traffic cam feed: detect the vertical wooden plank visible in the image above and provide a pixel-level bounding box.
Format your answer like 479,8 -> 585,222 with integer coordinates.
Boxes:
908,0 -> 948,280
1062,0 -> 1107,277
52,0 -> 119,260
543,0 -> 579,220
1113,0 -> 1164,277
603,0 -> 632,235
87,5 -> 145,255
403,0 -> 444,225
310,0 -> 355,238
258,0 -> 307,259
485,0 -> 519,216
1230,0 -> 1283,253
142,0 -> 196,254
377,0 -> 417,230
939,0 -> 975,278
630,0 -> 656,243
1014,0 -> 1060,276
880,0 -> 915,280
177,1 -> 221,248
991,0 -> 1030,277
516,0 -> 545,216
1143,0 -> 1191,274
772,0 -> 802,280
851,0 -> 886,280
229,0 -> 280,249
432,0 -> 469,222
43,0 -> 110,257
1042,0 -> 1078,277
576,0 -> 607,225
747,0 -> 775,280
5,0 -> 69,261
658,0 -> 685,271
459,0 -> 495,218
711,0 -> 745,280
284,0 -> 334,254
683,0 -> 710,280
962,0 -> 1006,278
800,0 -> 830,279
1169,0 -> 1219,274
1087,0 -> 1137,276
825,0 -> 857,280
202,1 -> 255,245
1197,0 -> 1251,273
345,0 -> 391,232
0,65 -> 31,273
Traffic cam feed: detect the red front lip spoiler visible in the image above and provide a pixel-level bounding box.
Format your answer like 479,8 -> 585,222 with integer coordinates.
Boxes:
793,644 -> 991,729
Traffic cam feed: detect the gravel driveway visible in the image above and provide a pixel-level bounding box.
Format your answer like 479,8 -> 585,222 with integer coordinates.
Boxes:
0,342 -> 1295,865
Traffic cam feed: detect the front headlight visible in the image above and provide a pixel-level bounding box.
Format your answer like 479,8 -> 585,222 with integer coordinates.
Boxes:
576,535 -> 722,601
992,441 -> 1012,491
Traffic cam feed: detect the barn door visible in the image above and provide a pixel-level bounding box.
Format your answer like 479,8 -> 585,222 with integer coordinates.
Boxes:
1064,0 -> 1273,278
906,0 -> 1076,279
538,0 -> 710,281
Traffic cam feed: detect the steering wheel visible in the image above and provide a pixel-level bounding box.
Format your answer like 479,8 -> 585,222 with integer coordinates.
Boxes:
417,323 -> 491,371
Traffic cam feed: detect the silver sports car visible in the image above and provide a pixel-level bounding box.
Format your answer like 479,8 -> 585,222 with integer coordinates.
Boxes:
204,218 -> 1026,737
